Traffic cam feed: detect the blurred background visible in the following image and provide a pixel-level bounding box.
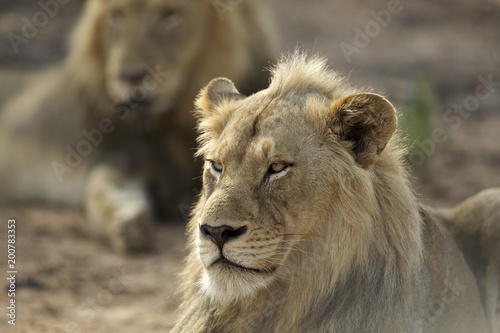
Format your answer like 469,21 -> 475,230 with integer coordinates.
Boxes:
0,0 -> 499,331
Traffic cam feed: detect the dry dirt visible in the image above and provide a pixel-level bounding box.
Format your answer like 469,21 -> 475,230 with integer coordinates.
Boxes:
0,0 -> 499,332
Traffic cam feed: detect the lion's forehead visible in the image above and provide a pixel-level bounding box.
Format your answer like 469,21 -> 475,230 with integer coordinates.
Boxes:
217,99 -> 311,164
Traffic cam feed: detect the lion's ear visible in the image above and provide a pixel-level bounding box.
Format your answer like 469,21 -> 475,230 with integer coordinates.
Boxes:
329,93 -> 397,168
196,78 -> 245,114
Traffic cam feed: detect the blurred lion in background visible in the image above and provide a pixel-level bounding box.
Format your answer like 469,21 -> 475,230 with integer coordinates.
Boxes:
0,0 -> 278,252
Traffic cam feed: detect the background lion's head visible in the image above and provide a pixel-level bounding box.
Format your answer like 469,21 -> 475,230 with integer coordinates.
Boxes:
101,0 -> 206,116
68,0 -> 277,126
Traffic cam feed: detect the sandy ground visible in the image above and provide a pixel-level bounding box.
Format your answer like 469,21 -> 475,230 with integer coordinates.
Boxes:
0,0 -> 499,332
0,205 -> 186,333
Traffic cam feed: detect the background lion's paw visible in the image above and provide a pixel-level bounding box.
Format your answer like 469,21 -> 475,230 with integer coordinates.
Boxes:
108,210 -> 155,253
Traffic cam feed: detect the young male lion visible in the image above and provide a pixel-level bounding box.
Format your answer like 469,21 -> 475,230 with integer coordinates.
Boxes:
0,0 -> 277,252
172,53 -> 500,333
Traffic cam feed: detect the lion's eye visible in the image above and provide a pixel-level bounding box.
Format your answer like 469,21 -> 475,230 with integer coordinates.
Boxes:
209,160 -> 223,173
160,9 -> 183,30
107,9 -> 124,27
266,162 -> 291,179
269,162 -> 288,174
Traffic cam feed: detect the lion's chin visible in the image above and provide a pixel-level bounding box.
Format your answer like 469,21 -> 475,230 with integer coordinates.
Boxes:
200,264 -> 274,304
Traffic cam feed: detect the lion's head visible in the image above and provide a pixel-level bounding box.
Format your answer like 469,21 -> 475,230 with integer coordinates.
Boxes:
66,0 -> 277,125
188,53 -> 422,305
103,0 -> 212,116
174,53 -> 491,333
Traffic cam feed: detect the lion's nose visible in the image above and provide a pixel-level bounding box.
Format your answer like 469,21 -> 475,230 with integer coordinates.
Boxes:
200,224 -> 248,249
119,67 -> 148,85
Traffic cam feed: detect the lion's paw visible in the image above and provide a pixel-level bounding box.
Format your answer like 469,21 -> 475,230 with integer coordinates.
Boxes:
108,209 -> 155,253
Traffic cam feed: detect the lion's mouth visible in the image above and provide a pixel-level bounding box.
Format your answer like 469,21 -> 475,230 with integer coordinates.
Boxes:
117,97 -> 152,109
212,258 -> 277,274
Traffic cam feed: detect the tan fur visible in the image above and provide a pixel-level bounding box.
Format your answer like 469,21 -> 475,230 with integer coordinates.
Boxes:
0,0 -> 277,252
439,188 -> 500,333
172,53 -> 496,332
